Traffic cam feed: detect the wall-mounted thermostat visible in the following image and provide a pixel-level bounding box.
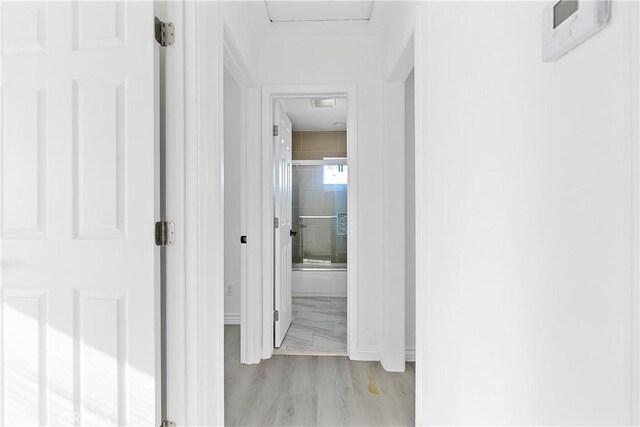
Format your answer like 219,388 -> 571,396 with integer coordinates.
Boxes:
542,0 -> 610,62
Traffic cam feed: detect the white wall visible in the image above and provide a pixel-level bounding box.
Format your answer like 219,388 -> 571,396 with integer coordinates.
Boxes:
415,2 -> 637,424
260,32 -> 385,357
375,1 -> 417,80
224,69 -> 242,321
221,2 -> 269,83
378,1 -> 418,370
222,1 -> 419,364
405,69 -> 416,359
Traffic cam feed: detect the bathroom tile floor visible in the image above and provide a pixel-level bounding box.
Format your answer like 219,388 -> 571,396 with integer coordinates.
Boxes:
274,297 -> 347,355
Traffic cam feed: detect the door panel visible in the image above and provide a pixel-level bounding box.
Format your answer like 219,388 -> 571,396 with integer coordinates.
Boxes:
0,2 -> 156,425
274,101 -> 293,348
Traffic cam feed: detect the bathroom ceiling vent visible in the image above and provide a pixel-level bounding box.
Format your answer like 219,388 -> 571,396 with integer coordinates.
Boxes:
265,1 -> 374,22
312,98 -> 336,108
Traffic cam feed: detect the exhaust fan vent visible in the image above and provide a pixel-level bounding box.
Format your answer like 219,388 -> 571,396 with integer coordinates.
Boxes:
311,98 -> 336,108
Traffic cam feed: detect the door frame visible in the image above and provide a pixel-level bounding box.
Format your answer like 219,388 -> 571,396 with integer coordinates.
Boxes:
222,22 -> 259,366
162,2 -> 226,425
163,3 -> 264,423
632,2 -> 640,424
260,84 -> 358,359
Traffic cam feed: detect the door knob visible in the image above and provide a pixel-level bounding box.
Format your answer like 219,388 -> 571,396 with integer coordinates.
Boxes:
290,230 -> 297,237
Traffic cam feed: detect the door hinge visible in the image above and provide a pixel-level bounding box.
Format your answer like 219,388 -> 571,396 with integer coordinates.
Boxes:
273,125 -> 279,137
274,310 -> 279,321
240,235 -> 247,244
155,221 -> 175,246
155,17 -> 175,47
274,217 -> 279,228
160,421 -> 176,427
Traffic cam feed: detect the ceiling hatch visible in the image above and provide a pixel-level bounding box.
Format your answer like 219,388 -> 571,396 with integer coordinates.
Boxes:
265,1 -> 375,22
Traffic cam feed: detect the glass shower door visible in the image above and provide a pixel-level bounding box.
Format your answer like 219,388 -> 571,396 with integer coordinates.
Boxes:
292,162 -> 348,270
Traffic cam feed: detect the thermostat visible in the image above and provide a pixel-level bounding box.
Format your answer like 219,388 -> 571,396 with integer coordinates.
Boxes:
542,0 -> 610,62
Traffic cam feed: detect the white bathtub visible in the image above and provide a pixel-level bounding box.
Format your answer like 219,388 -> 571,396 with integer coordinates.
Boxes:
292,266 -> 347,297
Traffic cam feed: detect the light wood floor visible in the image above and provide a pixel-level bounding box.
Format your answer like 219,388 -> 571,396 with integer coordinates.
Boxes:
225,326 -> 415,426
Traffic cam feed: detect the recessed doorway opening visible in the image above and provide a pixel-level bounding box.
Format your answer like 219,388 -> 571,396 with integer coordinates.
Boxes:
273,97 -> 349,356
262,85 -> 358,360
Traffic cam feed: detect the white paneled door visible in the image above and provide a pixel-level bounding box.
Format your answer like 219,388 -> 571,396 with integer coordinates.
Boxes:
1,2 -> 156,425
273,101 -> 293,348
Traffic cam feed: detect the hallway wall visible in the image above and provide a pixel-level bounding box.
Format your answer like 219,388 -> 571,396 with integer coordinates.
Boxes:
221,2 -> 268,82
404,70 -> 416,359
223,69 -> 242,322
415,2 -> 637,425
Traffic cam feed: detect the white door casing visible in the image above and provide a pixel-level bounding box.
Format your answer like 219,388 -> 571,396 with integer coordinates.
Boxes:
1,2 -> 157,425
261,85 -> 357,360
273,101 -> 293,348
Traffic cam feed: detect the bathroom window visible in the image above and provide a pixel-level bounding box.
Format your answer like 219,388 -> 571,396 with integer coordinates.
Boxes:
323,165 -> 348,185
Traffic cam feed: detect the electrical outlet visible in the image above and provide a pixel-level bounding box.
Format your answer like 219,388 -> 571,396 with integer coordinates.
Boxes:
225,286 -> 233,296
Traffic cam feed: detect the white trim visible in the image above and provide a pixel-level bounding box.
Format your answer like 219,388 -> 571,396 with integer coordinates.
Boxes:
261,84 -> 358,360
224,314 -> 241,325
152,2 -> 163,423
414,5 -> 426,426
292,291 -> 347,298
197,2 -> 226,424
631,1 -> 640,424
405,347 -> 416,363
223,22 -> 260,366
168,2 -> 224,425
349,350 -> 381,362
381,81 -> 406,373
388,27 -> 415,83
243,87 -> 263,365
381,29 -> 415,373
162,1 -> 188,424
222,24 -> 256,89
184,3 -> 201,423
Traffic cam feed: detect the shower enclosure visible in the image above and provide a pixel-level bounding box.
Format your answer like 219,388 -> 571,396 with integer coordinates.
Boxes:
292,159 -> 347,271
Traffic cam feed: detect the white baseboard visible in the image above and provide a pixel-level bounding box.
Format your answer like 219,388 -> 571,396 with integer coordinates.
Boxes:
292,291 -> 347,298
350,348 -> 415,362
349,349 -> 381,361
224,313 -> 240,325
405,347 -> 416,362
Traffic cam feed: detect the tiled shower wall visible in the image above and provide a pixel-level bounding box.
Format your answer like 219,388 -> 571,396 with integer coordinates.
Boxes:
292,131 -> 346,161
292,131 -> 347,264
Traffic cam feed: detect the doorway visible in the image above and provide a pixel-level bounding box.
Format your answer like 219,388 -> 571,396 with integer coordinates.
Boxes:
272,97 -> 349,356
223,67 -> 243,327
261,85 -> 358,360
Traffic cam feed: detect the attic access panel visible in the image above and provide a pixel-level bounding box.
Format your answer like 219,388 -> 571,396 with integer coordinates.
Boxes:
265,1 -> 374,22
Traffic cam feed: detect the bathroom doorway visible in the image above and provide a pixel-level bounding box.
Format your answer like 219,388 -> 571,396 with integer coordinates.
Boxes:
275,97 -> 349,355
263,85 -> 358,359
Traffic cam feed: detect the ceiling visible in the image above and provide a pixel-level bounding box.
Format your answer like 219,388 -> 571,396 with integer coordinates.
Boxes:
265,1 -> 374,22
281,98 -> 347,131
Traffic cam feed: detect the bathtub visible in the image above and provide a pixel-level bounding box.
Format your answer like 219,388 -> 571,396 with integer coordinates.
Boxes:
292,263 -> 347,297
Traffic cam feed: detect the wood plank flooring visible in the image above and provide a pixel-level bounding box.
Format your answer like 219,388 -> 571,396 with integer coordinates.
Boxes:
225,326 -> 415,426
